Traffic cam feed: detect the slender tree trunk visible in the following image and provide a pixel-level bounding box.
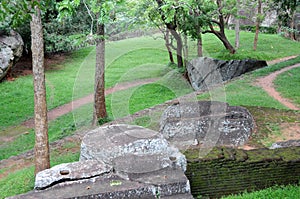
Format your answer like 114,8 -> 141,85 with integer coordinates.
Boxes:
217,32 -> 236,54
169,29 -> 184,68
197,36 -> 203,57
165,28 -> 174,64
253,0 -> 262,51
31,3 -> 50,175
235,0 -> 241,49
208,24 -> 235,54
196,21 -> 203,57
156,0 -> 183,67
215,0 -> 236,54
290,12 -> 296,40
183,34 -> 188,67
92,23 -> 107,126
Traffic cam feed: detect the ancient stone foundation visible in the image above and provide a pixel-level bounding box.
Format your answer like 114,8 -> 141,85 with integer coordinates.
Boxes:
185,146 -> 300,198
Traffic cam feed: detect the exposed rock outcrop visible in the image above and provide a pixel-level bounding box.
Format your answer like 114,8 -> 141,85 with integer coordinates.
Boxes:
187,57 -> 267,91
0,31 -> 23,81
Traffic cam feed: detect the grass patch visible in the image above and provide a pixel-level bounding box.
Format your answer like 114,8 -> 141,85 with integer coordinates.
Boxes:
221,184 -> 300,199
0,31 -> 300,197
252,56 -> 300,77
0,149 -> 79,199
1,32 -> 300,131
274,67 -> 300,107
246,106 -> 299,147
197,78 -> 287,109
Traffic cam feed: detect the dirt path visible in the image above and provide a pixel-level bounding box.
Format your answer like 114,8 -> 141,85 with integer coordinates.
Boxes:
1,56 -> 300,180
22,78 -> 159,128
256,63 -> 300,110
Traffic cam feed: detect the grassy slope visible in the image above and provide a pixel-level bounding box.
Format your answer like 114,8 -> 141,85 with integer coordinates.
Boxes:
1,31 -> 300,130
222,184 -> 300,199
1,31 -> 300,198
274,67 -> 300,107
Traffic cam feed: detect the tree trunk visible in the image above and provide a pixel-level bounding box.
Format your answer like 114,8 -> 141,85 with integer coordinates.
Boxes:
253,0 -> 262,51
217,32 -> 236,54
165,28 -> 174,64
215,0 -> 236,54
31,3 -> 50,175
183,34 -> 188,67
197,25 -> 203,57
235,0 -> 241,49
156,0 -> 183,68
92,23 -> 107,126
290,12 -> 296,40
169,29 -> 184,68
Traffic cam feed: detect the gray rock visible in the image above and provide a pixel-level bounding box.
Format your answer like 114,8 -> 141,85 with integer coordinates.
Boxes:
270,140 -> 300,149
10,167 -> 192,199
187,57 -> 267,91
11,124 -> 192,198
34,160 -> 112,190
0,31 -> 23,81
80,124 -> 187,172
160,101 -> 254,148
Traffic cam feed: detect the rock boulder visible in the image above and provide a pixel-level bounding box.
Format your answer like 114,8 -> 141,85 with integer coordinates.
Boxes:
11,124 -> 193,198
80,124 -> 187,173
160,101 -> 254,148
187,57 -> 267,91
0,31 -> 23,81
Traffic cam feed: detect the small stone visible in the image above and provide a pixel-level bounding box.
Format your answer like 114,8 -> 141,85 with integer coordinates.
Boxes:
59,170 -> 70,175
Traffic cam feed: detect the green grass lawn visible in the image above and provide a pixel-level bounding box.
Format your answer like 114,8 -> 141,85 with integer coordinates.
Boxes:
1,31 -> 300,131
1,30 -> 300,198
221,184 -> 300,199
274,67 -> 300,107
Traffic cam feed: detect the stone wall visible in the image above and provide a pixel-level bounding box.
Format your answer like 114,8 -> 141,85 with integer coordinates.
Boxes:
185,146 -> 300,198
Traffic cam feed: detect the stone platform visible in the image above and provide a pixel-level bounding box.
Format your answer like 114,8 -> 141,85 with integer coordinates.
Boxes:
9,125 -> 193,199
11,168 -> 192,199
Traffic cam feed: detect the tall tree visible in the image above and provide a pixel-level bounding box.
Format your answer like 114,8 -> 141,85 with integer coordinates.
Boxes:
93,21 -> 107,126
31,1 -> 50,174
235,0 -> 241,49
273,0 -> 299,40
155,0 -> 184,68
59,0 -> 124,125
202,0 -> 236,54
0,0 -> 50,174
253,0 -> 262,50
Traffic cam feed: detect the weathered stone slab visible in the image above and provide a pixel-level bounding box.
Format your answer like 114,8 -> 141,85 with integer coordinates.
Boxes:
80,124 -> 187,172
9,168 -> 192,199
160,101 -> 254,148
10,125 -> 192,198
35,160 -> 112,189
187,57 -> 267,91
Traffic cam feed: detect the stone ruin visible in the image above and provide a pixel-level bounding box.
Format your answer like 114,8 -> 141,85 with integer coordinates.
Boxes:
160,101 -> 254,149
10,101 -> 255,198
11,124 -> 193,199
